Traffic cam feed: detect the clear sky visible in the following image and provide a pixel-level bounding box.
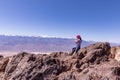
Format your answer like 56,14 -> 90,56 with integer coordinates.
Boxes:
0,0 -> 120,43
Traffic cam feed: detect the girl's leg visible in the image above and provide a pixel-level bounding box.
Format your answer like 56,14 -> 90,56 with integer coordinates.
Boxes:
69,47 -> 76,55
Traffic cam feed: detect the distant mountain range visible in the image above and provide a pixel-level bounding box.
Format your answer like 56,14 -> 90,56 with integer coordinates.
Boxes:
0,35 -> 119,52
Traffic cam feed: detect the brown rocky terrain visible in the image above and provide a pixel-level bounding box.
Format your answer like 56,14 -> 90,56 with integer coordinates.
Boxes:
0,42 -> 120,80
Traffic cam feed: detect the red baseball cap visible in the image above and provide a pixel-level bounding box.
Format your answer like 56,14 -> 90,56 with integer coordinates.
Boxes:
76,35 -> 81,39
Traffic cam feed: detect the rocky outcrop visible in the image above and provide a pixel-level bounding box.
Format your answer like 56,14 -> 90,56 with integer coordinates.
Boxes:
0,42 -> 120,80
110,46 -> 120,61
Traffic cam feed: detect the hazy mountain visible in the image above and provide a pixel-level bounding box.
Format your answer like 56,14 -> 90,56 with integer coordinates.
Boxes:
0,35 -> 119,52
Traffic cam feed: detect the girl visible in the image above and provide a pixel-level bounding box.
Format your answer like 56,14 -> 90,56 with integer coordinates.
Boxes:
70,35 -> 82,55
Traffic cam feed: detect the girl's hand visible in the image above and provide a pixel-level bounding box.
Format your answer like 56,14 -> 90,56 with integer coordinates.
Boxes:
74,39 -> 80,43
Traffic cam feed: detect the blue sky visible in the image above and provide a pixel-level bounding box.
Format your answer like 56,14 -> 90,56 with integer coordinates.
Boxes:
0,0 -> 120,43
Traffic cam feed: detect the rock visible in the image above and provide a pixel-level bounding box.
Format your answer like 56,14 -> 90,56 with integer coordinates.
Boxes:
80,63 -> 89,70
64,73 -> 76,80
0,57 -> 9,72
4,51 -> 68,80
87,73 -> 102,80
0,42 -> 120,80
50,52 -> 69,59
82,68 -> 89,74
4,52 -> 29,80
0,56 -> 9,80
111,67 -> 120,76
58,72 -> 76,80
101,77 -> 109,80
0,55 -> 3,59
78,42 -> 110,64
110,46 -> 120,61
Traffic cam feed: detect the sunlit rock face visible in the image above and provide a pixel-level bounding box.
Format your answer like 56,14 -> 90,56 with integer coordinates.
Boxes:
111,46 -> 120,61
